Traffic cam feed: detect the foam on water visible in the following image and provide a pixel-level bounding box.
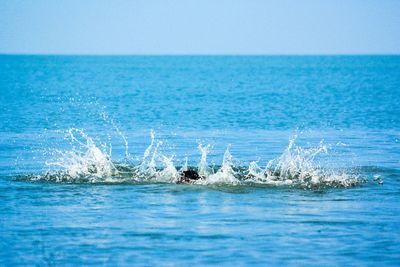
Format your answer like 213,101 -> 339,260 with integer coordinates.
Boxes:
204,146 -> 241,185
43,129 -> 118,182
23,129 -> 363,188
244,137 -> 360,187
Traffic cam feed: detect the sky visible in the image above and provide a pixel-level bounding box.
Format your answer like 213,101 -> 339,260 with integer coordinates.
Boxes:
0,0 -> 399,55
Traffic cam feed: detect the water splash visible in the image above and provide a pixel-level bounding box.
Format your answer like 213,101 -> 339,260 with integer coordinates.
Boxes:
198,144 -> 212,177
244,136 -> 359,188
101,111 -> 130,160
44,128 -> 118,182
204,146 -> 240,185
25,129 -> 363,188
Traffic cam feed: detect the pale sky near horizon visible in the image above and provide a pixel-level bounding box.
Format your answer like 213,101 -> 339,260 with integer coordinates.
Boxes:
0,0 -> 399,55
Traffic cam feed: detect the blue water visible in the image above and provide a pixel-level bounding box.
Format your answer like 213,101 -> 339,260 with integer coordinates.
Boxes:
1,55 -> 400,265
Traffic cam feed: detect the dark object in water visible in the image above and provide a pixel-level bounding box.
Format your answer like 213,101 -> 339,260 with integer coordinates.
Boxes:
178,170 -> 201,184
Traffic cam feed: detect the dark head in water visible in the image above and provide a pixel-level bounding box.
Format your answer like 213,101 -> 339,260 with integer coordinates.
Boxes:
178,170 -> 201,184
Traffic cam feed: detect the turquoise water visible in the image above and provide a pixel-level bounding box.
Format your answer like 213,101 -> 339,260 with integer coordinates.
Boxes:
1,55 -> 400,265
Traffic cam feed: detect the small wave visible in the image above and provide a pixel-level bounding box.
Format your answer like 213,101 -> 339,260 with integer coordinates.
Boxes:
15,129 -> 364,189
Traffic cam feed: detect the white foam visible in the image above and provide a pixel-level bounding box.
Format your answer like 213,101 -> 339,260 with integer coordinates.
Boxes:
39,129 -> 361,188
45,128 -> 118,181
203,146 -> 240,185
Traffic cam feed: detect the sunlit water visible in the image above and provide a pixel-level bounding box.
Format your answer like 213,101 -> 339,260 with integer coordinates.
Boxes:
1,56 -> 400,265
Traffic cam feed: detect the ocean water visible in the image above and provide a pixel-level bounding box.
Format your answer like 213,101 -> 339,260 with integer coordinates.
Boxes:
0,55 -> 400,265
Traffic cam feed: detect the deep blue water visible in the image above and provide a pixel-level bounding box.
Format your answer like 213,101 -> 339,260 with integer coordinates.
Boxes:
1,55 -> 400,265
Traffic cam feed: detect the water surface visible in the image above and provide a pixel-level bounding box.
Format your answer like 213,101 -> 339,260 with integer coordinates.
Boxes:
1,55 -> 399,265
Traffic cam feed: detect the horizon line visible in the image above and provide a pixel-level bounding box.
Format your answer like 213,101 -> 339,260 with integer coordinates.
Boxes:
1,53 -> 400,57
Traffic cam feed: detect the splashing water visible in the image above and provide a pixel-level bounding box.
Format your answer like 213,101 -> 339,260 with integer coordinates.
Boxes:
244,137 -> 360,188
24,129 -> 363,188
204,146 -> 240,185
43,129 -> 118,182
101,111 -> 130,160
197,144 -> 212,177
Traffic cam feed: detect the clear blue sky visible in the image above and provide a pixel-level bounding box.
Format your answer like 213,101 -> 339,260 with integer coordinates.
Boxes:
0,0 -> 399,55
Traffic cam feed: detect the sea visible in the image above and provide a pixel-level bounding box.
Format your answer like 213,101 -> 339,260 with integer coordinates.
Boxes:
0,55 -> 399,266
